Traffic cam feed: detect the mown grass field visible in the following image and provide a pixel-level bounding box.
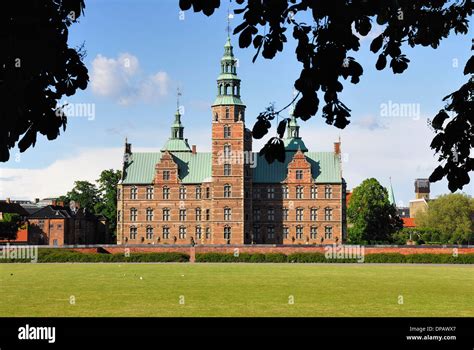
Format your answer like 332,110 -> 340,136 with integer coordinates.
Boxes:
0,263 -> 473,317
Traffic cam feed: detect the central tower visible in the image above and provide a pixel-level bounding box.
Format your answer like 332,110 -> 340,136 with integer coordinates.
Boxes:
210,36 -> 251,244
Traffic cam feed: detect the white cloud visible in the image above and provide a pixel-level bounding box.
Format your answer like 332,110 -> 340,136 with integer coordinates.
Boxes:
90,53 -> 170,105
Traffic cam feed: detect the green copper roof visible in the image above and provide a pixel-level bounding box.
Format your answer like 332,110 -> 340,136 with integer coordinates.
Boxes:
284,138 -> 308,152
252,152 -> 342,183
161,138 -> 191,152
122,151 -> 342,184
388,182 -> 396,206
122,152 -> 211,184
212,95 -> 245,106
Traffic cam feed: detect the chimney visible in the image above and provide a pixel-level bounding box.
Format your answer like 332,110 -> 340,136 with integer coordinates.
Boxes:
192,145 -> 197,154
334,141 -> 341,156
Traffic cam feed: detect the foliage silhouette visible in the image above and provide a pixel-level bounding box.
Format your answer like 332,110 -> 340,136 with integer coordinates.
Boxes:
179,0 -> 473,191
0,0 -> 89,162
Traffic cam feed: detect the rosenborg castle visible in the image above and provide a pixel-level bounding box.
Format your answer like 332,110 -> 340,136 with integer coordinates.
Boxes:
116,36 -> 347,245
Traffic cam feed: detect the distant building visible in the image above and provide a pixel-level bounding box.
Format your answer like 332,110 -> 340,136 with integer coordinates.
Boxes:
409,179 -> 430,219
27,204 -> 109,246
0,199 -> 30,244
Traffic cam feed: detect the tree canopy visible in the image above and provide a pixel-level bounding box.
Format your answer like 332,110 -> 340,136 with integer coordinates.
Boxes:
347,178 -> 403,243
179,0 -> 473,192
415,193 -> 474,244
0,0 -> 89,162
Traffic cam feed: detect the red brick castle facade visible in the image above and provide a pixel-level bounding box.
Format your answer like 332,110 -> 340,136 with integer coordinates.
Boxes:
117,37 -> 347,245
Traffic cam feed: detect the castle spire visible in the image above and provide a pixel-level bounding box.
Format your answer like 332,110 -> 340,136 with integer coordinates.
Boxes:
161,89 -> 191,152
212,13 -> 244,107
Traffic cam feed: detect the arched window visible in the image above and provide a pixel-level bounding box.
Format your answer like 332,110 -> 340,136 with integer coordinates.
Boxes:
130,208 -> 137,221
224,144 -> 231,158
130,186 -> 138,199
224,207 -> 231,221
224,184 -> 231,198
224,125 -> 231,138
162,186 -> 170,200
130,226 -> 137,239
146,226 -> 154,240
224,226 -> 232,241
146,208 -> 153,221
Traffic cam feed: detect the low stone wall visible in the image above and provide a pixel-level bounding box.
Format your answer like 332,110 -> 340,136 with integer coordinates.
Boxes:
52,244 -> 474,256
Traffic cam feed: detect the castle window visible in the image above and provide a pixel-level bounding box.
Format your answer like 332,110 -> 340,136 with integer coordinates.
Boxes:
117,210 -> 121,222
146,226 -> 154,240
283,226 -> 289,239
196,226 -> 202,240
311,208 -> 317,221
224,164 -> 231,176
224,184 -> 231,198
296,186 -> 304,199
267,208 -> 275,221
179,226 -> 187,239
224,125 -> 231,138
224,207 -> 231,221
267,187 -> 275,199
224,226 -> 232,241
146,186 -> 154,199
253,187 -> 261,199
130,226 -> 137,239
130,208 -> 137,221
311,186 -> 317,199
225,107 -> 230,119
130,186 -> 138,200
325,226 -> 333,239
282,186 -> 289,199
195,208 -> 202,221
224,144 -> 231,158
163,186 -> 170,200
146,208 -> 154,221
253,226 -> 260,240
296,208 -> 304,221
296,226 -> 303,240
179,209 -> 187,221
253,208 -> 261,221
283,208 -> 289,221
179,186 -> 186,200
267,226 -> 275,240
296,170 -> 303,180
205,227 -> 211,239
117,188 -> 121,200
162,226 -> 170,239
311,226 -> 317,239
325,208 -> 333,221
206,187 -> 210,199
163,208 -> 170,221
163,170 -> 170,181
325,185 -> 332,199
195,186 -> 202,199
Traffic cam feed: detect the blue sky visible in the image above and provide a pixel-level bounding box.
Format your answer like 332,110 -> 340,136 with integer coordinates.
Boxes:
0,0 -> 472,204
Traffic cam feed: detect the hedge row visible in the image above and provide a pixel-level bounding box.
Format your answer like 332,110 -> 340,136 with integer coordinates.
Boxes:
196,252 -> 474,264
2,250 -> 474,264
0,249 -> 189,263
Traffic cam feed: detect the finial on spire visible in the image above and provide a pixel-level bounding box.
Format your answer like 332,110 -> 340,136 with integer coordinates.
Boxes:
226,7 -> 234,37
176,87 -> 182,112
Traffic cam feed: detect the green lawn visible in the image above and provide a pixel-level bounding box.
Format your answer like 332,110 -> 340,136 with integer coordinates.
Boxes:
0,263 -> 473,317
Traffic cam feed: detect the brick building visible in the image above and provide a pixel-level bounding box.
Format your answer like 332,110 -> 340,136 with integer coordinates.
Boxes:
28,205 -> 109,246
117,37 -> 347,245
